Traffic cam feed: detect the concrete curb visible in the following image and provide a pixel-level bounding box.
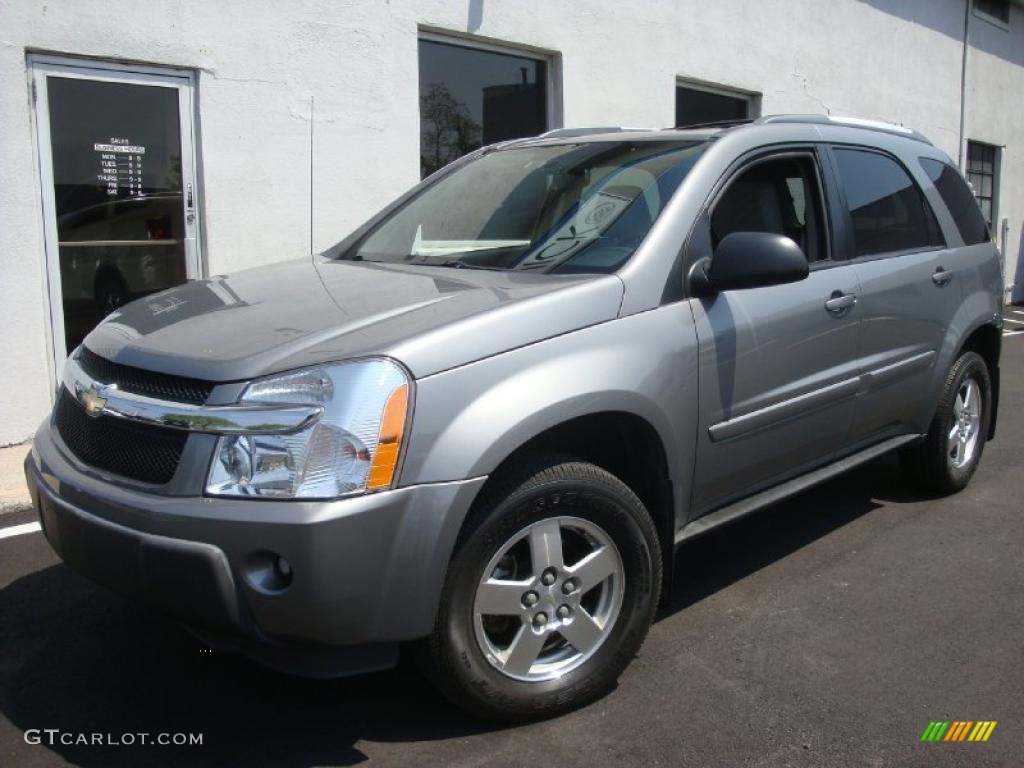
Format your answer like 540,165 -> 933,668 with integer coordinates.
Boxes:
0,442 -> 31,516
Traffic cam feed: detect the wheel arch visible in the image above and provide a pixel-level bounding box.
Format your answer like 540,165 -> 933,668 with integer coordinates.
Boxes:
957,321 -> 1001,439
457,408 -> 679,604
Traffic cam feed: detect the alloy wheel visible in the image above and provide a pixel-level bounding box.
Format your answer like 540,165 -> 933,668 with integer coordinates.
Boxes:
472,516 -> 624,682
948,377 -> 982,470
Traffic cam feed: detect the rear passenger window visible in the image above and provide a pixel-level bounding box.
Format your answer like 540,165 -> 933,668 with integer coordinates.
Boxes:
919,157 -> 990,245
833,148 -> 943,256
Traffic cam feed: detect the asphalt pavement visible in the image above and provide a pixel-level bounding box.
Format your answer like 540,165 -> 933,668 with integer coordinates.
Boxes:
1,327 -> 1022,767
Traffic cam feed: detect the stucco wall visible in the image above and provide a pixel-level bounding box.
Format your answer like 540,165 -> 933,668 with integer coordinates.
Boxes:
0,0 -> 1021,445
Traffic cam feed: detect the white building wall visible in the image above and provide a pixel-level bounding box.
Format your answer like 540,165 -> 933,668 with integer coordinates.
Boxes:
0,0 -> 1021,445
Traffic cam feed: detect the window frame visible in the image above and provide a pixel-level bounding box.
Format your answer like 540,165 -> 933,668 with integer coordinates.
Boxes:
416,28 -> 561,163
823,143 -> 947,264
965,140 -> 1000,232
973,0 -> 1011,30
674,77 -> 762,128
680,145 -> 836,300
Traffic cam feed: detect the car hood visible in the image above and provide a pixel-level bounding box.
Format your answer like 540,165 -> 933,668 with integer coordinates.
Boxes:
83,258 -> 623,382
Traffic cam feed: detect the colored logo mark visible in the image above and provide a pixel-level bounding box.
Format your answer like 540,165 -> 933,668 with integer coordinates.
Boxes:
921,721 -> 997,742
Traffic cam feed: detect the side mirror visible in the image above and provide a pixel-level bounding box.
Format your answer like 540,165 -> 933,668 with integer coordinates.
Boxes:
689,231 -> 809,295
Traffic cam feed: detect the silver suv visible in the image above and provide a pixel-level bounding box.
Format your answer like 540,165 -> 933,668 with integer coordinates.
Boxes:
26,115 -> 1003,721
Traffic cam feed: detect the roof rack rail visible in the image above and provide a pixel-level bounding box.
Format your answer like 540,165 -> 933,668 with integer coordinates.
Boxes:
669,118 -> 753,130
754,114 -> 932,144
539,126 -> 649,139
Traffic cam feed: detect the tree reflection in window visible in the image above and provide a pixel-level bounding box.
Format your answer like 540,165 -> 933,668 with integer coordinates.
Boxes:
418,39 -> 547,178
420,83 -> 482,177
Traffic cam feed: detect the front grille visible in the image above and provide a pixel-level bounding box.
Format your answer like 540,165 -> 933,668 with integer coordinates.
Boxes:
78,346 -> 215,405
55,390 -> 187,484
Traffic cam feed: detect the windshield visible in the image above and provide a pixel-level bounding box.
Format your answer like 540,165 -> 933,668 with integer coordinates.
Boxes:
338,140 -> 708,273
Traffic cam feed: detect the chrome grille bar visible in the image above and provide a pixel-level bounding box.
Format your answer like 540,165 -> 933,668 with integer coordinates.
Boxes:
62,354 -> 321,435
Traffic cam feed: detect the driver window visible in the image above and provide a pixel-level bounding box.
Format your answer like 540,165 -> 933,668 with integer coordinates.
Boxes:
711,155 -> 828,262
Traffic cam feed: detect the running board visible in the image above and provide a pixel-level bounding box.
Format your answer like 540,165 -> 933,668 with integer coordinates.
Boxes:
675,434 -> 922,544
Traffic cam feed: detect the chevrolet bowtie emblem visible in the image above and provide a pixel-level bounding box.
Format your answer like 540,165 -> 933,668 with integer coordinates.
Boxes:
80,386 -> 107,418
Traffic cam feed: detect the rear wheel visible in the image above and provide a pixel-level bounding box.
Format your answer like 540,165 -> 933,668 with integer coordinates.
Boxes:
901,351 -> 990,494
424,456 -> 661,721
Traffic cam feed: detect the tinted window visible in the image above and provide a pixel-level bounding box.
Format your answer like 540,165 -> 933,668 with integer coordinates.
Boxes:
712,155 -> 827,261
418,39 -> 547,178
920,158 -> 990,245
833,149 -> 943,256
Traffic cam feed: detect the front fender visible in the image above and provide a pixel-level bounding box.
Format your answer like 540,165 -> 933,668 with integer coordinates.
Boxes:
399,304 -> 699,526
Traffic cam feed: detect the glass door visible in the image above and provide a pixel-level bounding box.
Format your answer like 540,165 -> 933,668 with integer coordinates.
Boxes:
31,56 -> 200,368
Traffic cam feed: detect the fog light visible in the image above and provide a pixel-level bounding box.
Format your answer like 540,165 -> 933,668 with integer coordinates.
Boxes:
276,556 -> 292,578
243,551 -> 293,593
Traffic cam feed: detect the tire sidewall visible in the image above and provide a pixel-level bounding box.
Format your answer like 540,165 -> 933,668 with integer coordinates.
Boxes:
439,470 -> 659,717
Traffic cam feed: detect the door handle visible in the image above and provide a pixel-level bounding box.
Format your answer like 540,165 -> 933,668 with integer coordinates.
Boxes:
825,291 -> 857,315
932,267 -> 954,287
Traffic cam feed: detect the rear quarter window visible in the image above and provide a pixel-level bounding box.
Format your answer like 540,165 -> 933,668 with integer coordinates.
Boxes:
832,148 -> 943,257
919,157 -> 991,246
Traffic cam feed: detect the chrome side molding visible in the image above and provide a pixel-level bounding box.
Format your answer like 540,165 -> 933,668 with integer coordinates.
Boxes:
62,355 -> 321,435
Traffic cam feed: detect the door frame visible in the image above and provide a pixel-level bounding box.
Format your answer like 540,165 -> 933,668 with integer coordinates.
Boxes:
28,53 -> 202,380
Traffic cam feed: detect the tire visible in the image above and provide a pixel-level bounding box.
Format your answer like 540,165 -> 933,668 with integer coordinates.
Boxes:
423,455 -> 661,722
901,351 -> 991,495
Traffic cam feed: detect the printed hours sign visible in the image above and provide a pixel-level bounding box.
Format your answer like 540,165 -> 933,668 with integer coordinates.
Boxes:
94,137 -> 147,197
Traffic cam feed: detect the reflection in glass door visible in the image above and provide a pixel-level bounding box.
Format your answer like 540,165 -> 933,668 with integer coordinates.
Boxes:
31,57 -> 200,366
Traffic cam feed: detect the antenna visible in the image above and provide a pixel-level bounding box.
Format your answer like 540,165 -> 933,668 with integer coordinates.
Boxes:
309,95 -> 314,257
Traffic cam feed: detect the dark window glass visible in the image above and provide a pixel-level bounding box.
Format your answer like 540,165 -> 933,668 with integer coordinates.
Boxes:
833,149 -> 943,256
46,77 -> 188,353
711,155 -> 827,261
418,39 -> 547,178
675,85 -> 749,127
975,0 -> 1010,23
965,141 -> 998,229
920,158 -> 990,245
342,140 -> 708,274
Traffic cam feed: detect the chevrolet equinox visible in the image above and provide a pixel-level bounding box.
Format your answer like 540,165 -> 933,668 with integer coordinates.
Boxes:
27,115 -> 1003,721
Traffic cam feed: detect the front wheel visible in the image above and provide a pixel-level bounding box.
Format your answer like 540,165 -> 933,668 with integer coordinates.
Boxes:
423,456 -> 661,721
901,350 -> 991,494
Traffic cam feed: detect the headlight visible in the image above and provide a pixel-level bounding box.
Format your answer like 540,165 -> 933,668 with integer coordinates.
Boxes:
206,358 -> 410,498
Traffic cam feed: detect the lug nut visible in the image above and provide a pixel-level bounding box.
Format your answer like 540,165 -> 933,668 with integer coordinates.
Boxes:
533,612 -> 548,628
522,590 -> 539,608
562,579 -> 576,594
557,604 -> 572,619
541,568 -> 557,586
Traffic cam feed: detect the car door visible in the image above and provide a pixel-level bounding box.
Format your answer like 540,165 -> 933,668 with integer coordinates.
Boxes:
688,147 -> 862,516
826,146 -> 961,445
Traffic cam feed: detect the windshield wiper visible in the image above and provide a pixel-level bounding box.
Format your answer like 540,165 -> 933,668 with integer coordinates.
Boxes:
440,259 -> 501,271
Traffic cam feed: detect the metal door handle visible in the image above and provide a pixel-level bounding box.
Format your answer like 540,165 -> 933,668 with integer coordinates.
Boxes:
825,292 -> 857,315
932,267 -> 954,286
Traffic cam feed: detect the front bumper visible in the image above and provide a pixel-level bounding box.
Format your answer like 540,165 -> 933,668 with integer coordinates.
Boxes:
26,420 -> 486,677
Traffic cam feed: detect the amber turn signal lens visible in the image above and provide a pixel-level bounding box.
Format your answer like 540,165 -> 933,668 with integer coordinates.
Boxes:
367,383 -> 409,489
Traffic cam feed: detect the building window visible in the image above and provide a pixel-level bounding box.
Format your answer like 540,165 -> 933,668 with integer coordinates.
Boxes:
418,37 -> 548,178
974,0 -> 1010,25
966,141 -> 999,230
675,81 -> 758,128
